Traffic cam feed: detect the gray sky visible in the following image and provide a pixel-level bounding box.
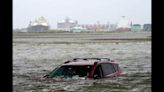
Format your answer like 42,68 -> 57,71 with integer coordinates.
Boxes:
13,0 -> 151,29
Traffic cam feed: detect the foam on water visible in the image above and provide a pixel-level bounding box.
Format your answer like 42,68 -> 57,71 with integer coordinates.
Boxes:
13,41 -> 151,92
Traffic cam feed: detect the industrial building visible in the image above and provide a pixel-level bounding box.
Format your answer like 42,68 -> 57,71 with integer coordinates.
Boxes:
27,17 -> 50,32
70,26 -> 84,32
131,24 -> 141,32
57,17 -> 78,31
80,21 -> 109,32
143,24 -> 151,31
109,24 -> 117,31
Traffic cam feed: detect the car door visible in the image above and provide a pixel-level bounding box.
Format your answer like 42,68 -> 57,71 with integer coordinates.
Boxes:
93,65 -> 103,79
101,63 -> 117,78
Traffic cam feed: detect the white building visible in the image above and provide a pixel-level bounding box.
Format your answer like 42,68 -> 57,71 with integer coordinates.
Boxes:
116,16 -> 132,31
57,17 -> 78,31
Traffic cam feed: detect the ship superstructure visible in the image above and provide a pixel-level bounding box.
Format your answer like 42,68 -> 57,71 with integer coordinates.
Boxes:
27,17 -> 50,32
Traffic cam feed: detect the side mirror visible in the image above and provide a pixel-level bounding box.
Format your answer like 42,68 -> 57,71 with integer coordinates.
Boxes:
43,74 -> 49,78
93,74 -> 99,79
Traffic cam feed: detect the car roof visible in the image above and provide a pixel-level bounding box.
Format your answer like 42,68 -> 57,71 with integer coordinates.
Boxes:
63,60 -> 98,65
62,58 -> 118,66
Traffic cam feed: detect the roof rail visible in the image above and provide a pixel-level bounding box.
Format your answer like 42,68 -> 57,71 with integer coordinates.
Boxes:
73,58 -> 110,61
64,61 -> 71,64
63,58 -> 112,64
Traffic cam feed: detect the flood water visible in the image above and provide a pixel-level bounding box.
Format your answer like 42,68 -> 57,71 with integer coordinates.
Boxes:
13,39 -> 151,92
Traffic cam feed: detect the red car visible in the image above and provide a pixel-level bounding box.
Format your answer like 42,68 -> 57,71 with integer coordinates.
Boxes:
44,58 -> 125,79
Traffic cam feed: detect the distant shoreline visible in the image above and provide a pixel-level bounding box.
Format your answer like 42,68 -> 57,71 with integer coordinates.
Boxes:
13,32 -> 151,44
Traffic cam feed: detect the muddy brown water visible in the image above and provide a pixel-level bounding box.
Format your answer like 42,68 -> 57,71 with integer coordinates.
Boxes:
13,39 -> 151,92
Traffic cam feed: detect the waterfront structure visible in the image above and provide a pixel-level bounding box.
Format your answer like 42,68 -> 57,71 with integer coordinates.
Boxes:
13,28 -> 28,32
108,24 -> 117,31
13,28 -> 22,32
70,26 -> 84,32
80,21 -> 109,32
57,17 -> 78,31
131,24 -> 141,32
143,24 -> 151,31
27,17 -> 50,32
116,16 -> 132,31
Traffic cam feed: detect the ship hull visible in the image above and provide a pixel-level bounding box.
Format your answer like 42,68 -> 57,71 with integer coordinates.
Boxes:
28,25 -> 49,32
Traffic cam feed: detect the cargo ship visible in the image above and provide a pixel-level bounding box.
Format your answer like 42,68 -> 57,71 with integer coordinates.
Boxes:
27,16 -> 50,32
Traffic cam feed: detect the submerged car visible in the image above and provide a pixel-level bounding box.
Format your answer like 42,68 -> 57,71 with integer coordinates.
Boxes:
44,58 -> 125,79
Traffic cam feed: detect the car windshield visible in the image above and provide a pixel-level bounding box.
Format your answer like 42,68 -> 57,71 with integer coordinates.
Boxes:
48,65 -> 93,78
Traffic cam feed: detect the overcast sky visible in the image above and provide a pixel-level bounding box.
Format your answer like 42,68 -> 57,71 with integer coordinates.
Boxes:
13,0 -> 151,29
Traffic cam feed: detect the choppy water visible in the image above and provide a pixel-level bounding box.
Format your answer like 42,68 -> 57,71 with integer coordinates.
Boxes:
13,41 -> 151,92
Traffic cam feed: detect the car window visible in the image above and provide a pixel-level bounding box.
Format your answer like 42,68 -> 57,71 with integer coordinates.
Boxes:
101,63 -> 116,76
113,64 -> 119,71
49,65 -> 93,78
